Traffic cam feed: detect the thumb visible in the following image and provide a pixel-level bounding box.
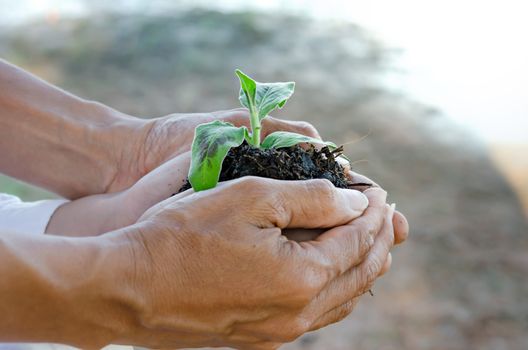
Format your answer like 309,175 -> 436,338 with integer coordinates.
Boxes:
249,177 -> 369,229
128,152 -> 191,222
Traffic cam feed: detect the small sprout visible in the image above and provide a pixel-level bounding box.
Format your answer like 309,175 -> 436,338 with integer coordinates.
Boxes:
188,121 -> 247,191
188,70 -> 338,192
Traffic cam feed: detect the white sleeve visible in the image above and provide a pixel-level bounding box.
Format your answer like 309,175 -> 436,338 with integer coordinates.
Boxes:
0,193 -> 69,235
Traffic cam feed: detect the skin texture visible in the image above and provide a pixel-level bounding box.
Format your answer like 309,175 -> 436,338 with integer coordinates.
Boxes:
120,180 -> 392,349
0,59 -> 323,199
0,60 -> 409,349
47,150 -> 409,248
1,179 -> 397,350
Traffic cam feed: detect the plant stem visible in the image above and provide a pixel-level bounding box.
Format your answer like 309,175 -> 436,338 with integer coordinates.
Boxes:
249,105 -> 261,147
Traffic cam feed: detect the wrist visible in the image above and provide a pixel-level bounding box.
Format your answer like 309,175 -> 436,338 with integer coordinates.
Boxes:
95,223 -> 176,347
64,230 -> 145,347
84,102 -> 148,194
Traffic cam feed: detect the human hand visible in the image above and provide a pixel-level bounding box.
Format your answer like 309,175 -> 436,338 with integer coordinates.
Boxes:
284,166 -> 408,245
107,108 -> 321,194
45,153 -> 191,236
103,179 -> 396,350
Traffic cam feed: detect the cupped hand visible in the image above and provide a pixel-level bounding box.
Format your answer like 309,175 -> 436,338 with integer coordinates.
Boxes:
345,167 -> 409,244
117,149 -> 408,247
108,108 -> 320,193
114,178 -> 396,349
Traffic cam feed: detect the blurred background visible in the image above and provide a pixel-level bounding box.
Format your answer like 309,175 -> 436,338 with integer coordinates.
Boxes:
1,0 -> 527,349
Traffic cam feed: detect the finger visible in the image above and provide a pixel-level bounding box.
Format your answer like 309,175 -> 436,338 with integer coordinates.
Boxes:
345,170 -> 379,190
137,188 -> 194,222
379,252 -> 392,277
308,297 -> 359,332
353,203 -> 395,292
213,109 -> 322,141
131,152 -> 191,221
299,188 -> 387,277
212,108 -> 251,128
308,251 -> 392,331
249,177 -> 369,229
138,180 -> 223,222
138,174 -> 241,222
305,203 -> 395,321
393,211 -> 409,244
130,151 -> 191,198
345,170 -> 408,244
261,116 -> 321,139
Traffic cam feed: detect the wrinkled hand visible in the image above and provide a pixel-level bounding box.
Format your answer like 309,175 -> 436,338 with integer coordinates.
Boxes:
117,178 -> 394,349
108,108 -> 320,193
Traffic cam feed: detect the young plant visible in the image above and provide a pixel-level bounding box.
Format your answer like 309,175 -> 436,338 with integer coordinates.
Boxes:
188,69 -> 337,191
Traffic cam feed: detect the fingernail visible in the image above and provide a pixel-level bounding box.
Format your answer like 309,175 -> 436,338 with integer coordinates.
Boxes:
357,191 -> 369,209
389,203 -> 396,218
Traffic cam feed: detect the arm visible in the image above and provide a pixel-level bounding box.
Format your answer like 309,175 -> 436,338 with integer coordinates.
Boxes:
0,59 -> 144,199
1,178 -> 397,349
45,151 -> 410,243
0,230 -> 136,348
46,153 -> 190,236
0,60 -> 329,199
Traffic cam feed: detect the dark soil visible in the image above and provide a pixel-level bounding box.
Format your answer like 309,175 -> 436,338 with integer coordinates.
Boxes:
179,143 -> 368,192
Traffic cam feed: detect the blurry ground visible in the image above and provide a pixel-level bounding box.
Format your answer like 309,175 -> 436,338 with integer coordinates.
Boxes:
1,10 -> 527,350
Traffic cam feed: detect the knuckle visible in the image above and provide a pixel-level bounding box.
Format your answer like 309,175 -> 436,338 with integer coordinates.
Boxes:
279,318 -> 309,342
234,176 -> 268,193
284,276 -> 318,306
364,258 -> 382,284
267,191 -> 290,227
297,267 -> 326,298
226,108 -> 250,122
295,121 -> 319,137
359,221 -> 376,238
334,300 -> 356,322
308,178 -> 336,199
357,230 -> 374,256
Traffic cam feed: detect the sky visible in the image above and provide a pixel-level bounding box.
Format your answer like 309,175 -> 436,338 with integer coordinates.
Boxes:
1,0 -> 527,143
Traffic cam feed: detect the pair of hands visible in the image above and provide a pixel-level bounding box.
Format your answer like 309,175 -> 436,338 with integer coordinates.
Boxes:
96,108 -> 408,235
48,108 -> 408,349
117,178 -> 397,350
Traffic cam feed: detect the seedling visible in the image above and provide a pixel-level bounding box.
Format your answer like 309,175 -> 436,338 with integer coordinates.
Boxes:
188,69 -> 338,191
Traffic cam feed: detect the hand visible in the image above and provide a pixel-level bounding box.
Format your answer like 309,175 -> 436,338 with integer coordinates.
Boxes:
108,108 -> 321,193
109,179 -> 395,349
345,167 -> 409,244
284,167 -> 408,246
283,164 -> 408,288
45,154 -> 191,236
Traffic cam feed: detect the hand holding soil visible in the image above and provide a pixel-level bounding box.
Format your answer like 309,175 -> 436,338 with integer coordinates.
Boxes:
118,178 -> 394,349
0,60 -> 409,349
105,107 -> 323,194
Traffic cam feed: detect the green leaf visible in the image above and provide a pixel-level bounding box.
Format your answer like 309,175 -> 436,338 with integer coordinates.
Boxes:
235,69 -> 257,110
188,121 -> 246,191
261,131 -> 337,150
236,69 -> 295,120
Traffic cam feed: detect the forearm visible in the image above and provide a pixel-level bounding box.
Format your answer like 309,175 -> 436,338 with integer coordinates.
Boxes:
45,152 -> 191,237
0,230 -> 138,348
0,60 -> 145,198
45,192 -> 134,237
